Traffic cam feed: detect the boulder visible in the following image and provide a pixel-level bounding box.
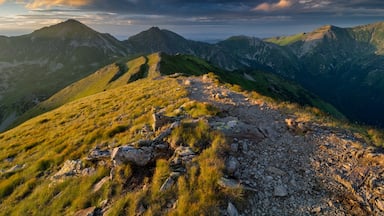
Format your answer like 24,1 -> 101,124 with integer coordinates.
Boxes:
111,146 -> 152,166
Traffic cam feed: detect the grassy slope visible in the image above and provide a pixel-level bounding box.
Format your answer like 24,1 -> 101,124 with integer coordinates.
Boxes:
0,76 -> 236,215
0,60 -> 383,215
264,33 -> 305,46
160,54 -> 344,119
14,53 -> 344,130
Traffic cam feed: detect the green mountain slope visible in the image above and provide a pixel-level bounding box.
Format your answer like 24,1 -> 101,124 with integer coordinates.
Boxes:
0,19 -> 128,131
127,22 -> 384,126
13,53 -> 343,130
2,19 -> 384,130
265,22 -> 384,126
0,68 -> 383,215
0,77 -> 219,215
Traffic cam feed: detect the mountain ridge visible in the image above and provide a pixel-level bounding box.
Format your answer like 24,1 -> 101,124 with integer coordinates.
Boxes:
1,20 -> 384,215
2,19 -> 384,130
0,71 -> 383,215
12,52 -> 343,130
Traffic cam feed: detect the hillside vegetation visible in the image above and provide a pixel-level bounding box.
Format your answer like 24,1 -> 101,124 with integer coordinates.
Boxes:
3,20 -> 384,130
14,53 -> 344,130
0,75 -> 243,215
1,70 -> 383,215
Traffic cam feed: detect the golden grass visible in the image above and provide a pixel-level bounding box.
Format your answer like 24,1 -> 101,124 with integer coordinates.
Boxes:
0,75 -> 243,215
0,77 -> 188,214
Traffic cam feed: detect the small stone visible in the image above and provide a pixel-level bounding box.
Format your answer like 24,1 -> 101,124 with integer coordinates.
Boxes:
227,120 -> 238,129
227,202 -> 239,216
375,199 -> 384,211
242,143 -> 248,152
99,199 -> 108,208
218,177 -> 241,189
273,185 -> 288,197
92,176 -> 109,193
52,160 -> 82,180
136,204 -> 146,215
311,207 -> 321,214
230,143 -> 239,152
74,206 -> 100,216
87,147 -> 111,161
226,156 -> 239,175
184,79 -> 192,86
266,166 -> 286,176
159,176 -> 175,192
289,178 -> 297,187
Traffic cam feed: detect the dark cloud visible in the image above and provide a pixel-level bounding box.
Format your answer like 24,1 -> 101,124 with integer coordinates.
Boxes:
74,0 -> 384,21
1,0 -> 384,40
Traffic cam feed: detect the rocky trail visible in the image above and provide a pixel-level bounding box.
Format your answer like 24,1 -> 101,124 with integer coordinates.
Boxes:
183,76 -> 384,215
51,75 -> 384,216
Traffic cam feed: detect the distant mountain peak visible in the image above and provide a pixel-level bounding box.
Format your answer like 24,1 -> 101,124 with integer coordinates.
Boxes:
31,19 -> 96,39
125,26 -> 192,54
63,19 -> 82,24
148,26 -> 161,31
131,26 -> 183,39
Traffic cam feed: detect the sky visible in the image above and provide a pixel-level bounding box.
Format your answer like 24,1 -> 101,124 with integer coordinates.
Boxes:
0,0 -> 384,41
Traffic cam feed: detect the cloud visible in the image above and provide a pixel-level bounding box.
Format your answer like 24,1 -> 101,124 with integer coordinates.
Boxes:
26,0 -> 91,9
253,0 -> 294,11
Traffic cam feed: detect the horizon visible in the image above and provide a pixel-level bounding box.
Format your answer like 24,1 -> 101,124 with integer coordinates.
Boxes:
1,1 -> 384,41
1,18 -> 383,42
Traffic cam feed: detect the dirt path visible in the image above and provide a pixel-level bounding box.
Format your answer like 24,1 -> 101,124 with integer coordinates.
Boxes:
181,76 -> 384,216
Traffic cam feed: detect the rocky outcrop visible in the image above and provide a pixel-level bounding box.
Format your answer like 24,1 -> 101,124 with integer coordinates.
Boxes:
52,160 -> 83,180
51,160 -> 96,181
111,142 -> 170,166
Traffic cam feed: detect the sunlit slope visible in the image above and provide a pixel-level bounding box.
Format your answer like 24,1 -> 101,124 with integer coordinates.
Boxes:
0,77 -> 188,215
15,53 -> 344,130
